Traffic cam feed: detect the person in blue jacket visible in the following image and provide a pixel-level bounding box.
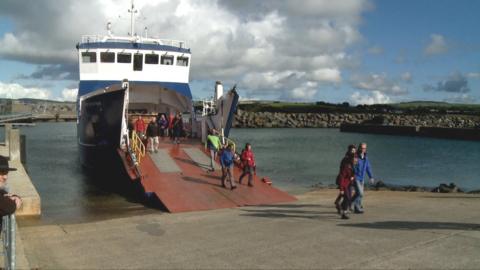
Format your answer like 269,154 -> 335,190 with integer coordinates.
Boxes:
220,144 -> 237,190
352,142 -> 374,213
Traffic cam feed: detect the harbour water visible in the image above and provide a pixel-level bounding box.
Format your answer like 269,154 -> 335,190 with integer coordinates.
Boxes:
3,123 -> 479,223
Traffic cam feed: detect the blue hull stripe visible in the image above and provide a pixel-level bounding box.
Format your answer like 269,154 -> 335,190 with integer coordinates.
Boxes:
78,80 -> 192,99
78,42 -> 191,54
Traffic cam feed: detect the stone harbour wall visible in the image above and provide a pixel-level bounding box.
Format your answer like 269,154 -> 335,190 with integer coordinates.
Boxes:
233,110 -> 480,129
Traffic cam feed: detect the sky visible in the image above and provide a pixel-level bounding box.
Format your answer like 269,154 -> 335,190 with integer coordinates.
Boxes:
0,0 -> 479,105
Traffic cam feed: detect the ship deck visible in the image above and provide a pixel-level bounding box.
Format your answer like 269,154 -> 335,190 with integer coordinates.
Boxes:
120,138 -> 296,213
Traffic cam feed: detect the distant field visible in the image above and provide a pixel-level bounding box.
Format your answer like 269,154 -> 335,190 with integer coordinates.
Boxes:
392,101 -> 480,111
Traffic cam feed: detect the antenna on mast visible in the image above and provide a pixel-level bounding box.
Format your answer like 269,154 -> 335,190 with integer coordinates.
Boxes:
107,22 -> 112,36
128,0 -> 138,37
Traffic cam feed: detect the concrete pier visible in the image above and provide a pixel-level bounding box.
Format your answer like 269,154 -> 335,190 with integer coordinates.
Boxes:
16,189 -> 480,269
0,127 -> 41,216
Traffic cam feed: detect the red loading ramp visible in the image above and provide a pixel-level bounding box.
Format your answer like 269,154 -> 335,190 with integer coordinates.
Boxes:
137,139 -> 297,213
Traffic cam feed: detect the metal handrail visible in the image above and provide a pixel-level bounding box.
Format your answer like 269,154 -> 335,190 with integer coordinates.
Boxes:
1,214 -> 16,270
80,35 -> 188,48
130,131 -> 145,165
222,137 -> 236,154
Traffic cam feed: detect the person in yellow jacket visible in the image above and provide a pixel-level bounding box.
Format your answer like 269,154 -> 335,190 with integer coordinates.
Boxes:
205,129 -> 222,172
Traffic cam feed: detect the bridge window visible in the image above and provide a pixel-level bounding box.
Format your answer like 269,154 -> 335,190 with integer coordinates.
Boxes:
100,52 -> 115,63
133,54 -> 143,71
161,55 -> 174,65
145,54 -> 159,64
82,52 -> 96,63
117,53 -> 131,63
176,56 -> 189,66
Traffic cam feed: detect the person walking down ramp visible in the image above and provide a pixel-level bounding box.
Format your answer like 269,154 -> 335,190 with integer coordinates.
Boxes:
239,143 -> 256,187
172,113 -> 184,144
205,129 -> 221,172
352,142 -> 374,214
336,145 -> 356,219
157,114 -> 168,139
134,116 -> 146,139
334,144 -> 356,214
146,116 -> 159,153
220,144 -> 237,190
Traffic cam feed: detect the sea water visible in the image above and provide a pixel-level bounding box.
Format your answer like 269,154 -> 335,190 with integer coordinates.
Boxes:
229,128 -> 480,194
3,123 -> 479,223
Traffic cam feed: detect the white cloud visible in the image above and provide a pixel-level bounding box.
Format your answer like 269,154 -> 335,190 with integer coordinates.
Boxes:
467,72 -> 480,79
351,73 -> 408,95
350,91 -> 391,105
0,0 -> 372,100
310,68 -> 342,83
401,72 -> 412,83
424,34 -> 448,55
367,46 -> 383,55
61,88 -> 78,101
445,94 -> 477,104
288,81 -> 318,100
0,82 -> 51,99
423,72 -> 470,93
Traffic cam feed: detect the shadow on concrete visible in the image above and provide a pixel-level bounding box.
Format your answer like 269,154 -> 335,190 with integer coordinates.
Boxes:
203,174 -> 222,180
239,206 -> 337,219
255,203 -> 331,209
182,176 -> 223,188
339,221 -> 480,231
174,157 -> 211,170
421,195 -> 480,199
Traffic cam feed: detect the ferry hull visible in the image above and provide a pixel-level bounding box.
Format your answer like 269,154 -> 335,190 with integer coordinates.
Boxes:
77,88 -> 126,168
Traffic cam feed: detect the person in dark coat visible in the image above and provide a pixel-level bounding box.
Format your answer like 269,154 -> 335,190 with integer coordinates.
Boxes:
146,116 -> 159,153
334,145 -> 356,219
157,114 -> 168,139
0,155 -> 22,229
172,112 -> 184,144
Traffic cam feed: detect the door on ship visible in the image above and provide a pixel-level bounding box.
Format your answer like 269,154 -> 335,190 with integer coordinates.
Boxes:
133,54 -> 143,71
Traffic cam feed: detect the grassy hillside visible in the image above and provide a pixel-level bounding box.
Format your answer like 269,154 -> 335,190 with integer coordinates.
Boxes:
235,100 -> 480,114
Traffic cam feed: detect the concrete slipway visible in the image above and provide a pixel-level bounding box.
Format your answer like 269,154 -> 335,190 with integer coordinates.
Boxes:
16,189 -> 480,269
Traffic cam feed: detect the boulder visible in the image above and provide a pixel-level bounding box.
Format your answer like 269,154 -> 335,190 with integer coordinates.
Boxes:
432,183 -> 464,193
374,180 -> 387,190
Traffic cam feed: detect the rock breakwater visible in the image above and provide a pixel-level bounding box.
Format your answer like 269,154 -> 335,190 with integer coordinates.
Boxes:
233,110 -> 480,129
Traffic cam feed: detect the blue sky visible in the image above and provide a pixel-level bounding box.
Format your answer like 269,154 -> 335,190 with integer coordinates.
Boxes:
0,0 -> 479,104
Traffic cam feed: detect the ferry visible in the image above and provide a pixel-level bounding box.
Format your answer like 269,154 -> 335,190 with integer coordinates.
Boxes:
75,1 -> 295,212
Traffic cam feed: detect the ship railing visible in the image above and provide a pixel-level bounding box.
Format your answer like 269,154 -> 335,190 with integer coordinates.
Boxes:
202,99 -> 216,116
1,214 -> 16,270
80,35 -> 188,48
221,136 -> 236,154
130,132 -> 146,165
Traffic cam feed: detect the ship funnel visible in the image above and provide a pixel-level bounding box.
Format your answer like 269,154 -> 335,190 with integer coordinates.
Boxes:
215,81 -> 223,101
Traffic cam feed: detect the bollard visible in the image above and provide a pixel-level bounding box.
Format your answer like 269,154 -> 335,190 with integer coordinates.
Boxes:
4,123 -> 12,146
8,128 -> 20,161
20,134 -> 27,164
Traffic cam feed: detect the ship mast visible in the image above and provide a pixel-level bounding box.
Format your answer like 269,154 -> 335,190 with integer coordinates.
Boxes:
128,0 -> 137,37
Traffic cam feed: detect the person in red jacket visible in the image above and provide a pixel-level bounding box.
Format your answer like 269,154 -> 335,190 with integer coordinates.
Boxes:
239,143 -> 256,187
335,145 -> 357,219
134,116 -> 146,139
